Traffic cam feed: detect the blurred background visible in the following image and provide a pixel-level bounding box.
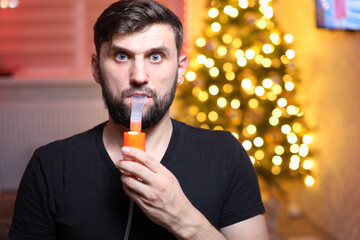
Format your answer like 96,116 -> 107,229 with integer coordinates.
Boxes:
0,0 -> 359,239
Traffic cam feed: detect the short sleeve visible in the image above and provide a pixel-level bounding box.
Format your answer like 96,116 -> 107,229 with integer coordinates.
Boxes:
219,135 -> 265,228
9,151 -> 57,240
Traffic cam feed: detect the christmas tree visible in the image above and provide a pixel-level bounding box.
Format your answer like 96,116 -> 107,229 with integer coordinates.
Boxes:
174,0 -> 315,186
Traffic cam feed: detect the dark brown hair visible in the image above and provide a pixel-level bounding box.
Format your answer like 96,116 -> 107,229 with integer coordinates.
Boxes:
94,0 -> 183,56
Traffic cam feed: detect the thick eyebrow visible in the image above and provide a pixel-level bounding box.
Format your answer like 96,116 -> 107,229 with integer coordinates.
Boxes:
109,44 -> 170,56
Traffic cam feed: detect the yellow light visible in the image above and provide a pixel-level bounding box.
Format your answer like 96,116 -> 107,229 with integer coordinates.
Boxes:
281,124 -> 291,134
224,5 -> 233,15
285,81 -> 295,91
267,92 -> 277,101
303,160 -> 313,170
262,58 -> 272,68
262,44 -> 274,54
232,132 -> 239,139
208,7 -> 219,18
243,140 -> 252,150
205,58 -> 215,68
262,78 -> 273,88
287,133 -> 298,144
192,87 -> 201,97
196,37 -> 206,47
305,175 -> 315,186
231,99 -> 241,109
281,55 -> 290,64
198,91 -> 209,102
188,105 -> 199,116
247,125 -> 257,134
196,54 -> 207,64
237,57 -> 247,67
230,8 -> 239,18
275,145 -> 285,155
185,71 -> 196,82
245,49 -> 256,59
303,134 -> 313,144
214,125 -> 224,130
277,98 -> 287,107
273,85 -> 283,94
284,34 -> 294,43
255,86 -> 265,96
272,156 -> 282,165
292,123 -> 302,133
238,0 -> 249,9
235,49 -> 245,58
223,84 -> 233,93
255,55 -> 264,64
269,116 -> 279,126
254,137 -> 264,147
286,49 -> 296,59
289,161 -> 300,170
217,46 -> 227,56
241,78 -> 252,91
223,62 -> 233,72
270,33 -> 281,45
232,38 -> 242,48
287,105 -> 299,115
255,150 -> 265,160
290,144 -> 300,153
226,72 -> 236,81
209,67 -> 220,77
271,166 -> 281,175
299,144 -> 309,157
200,124 -> 210,129
196,112 -> 207,122
257,19 -> 267,29
249,98 -> 259,109
263,6 -> 273,18
259,0 -> 270,6
211,22 -> 221,32
224,5 -> 239,17
208,111 -> 219,122
272,108 -> 282,118
283,74 -> 293,82
217,97 -> 227,108
209,85 -> 219,95
222,34 -> 233,44
250,156 -> 256,164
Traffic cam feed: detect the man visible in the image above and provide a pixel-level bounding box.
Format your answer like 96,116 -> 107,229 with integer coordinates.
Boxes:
9,0 -> 269,239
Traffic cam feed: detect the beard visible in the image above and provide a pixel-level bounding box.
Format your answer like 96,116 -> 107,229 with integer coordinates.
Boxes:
99,69 -> 178,130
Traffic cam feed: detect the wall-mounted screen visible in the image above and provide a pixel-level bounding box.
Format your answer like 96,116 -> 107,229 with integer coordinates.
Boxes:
316,0 -> 360,30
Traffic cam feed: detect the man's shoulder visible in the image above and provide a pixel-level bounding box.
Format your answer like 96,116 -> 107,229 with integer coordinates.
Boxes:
35,122 -> 105,157
172,119 -> 238,143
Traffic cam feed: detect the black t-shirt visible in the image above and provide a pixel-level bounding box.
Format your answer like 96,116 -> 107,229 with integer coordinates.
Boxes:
9,120 -> 265,240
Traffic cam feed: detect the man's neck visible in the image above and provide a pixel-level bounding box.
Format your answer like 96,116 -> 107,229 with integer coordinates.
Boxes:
103,113 -> 173,163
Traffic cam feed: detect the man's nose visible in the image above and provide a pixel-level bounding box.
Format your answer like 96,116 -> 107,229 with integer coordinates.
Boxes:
130,59 -> 148,85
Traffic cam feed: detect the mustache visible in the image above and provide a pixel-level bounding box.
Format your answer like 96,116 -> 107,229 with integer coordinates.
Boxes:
121,87 -> 157,99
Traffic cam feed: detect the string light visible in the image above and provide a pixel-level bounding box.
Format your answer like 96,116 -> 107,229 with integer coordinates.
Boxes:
304,175 -> 315,186
180,0 -> 314,187
185,71 -> 196,82
208,8 -> 219,18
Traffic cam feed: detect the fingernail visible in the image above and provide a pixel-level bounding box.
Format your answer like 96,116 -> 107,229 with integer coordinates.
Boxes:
122,146 -> 131,153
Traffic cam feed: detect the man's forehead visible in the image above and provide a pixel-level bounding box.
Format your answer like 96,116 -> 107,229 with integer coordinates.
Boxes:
109,23 -> 176,50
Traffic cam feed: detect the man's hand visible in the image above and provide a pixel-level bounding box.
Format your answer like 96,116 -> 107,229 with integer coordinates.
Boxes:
116,146 -> 226,240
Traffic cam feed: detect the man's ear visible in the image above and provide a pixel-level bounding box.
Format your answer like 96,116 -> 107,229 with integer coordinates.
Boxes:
177,54 -> 188,84
91,54 -> 101,84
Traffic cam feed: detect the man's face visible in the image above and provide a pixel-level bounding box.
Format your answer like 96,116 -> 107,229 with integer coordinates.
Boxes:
92,24 -> 187,129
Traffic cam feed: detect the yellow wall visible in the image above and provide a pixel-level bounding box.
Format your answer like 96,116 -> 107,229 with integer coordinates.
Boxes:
273,1 -> 360,238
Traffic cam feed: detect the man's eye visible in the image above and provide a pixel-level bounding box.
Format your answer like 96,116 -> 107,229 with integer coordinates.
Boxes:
150,53 -> 162,62
115,53 -> 128,61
